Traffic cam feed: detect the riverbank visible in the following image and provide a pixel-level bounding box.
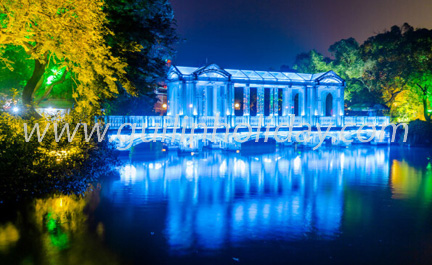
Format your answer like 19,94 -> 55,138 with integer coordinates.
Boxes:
396,120 -> 432,147
0,113 -> 120,202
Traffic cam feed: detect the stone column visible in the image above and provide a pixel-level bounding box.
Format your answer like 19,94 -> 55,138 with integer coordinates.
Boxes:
335,92 -> 343,126
305,85 -> 315,126
213,85 -> 218,116
338,86 -> 345,126
221,84 -> 227,116
243,85 -> 250,116
205,85 -> 212,116
166,82 -> 174,116
302,87 -> 308,117
282,87 -> 290,116
227,82 -> 234,116
180,81 -> 187,116
185,81 -> 197,117
316,89 -> 322,117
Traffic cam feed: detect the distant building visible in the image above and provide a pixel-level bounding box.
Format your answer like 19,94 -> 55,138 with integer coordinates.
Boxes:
154,84 -> 168,115
166,64 -> 346,126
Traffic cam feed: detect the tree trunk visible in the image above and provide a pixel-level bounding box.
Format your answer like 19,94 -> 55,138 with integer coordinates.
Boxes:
423,96 -> 431,123
22,59 -> 46,118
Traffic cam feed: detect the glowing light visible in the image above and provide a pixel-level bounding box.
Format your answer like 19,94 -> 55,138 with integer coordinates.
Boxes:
12,107 -> 19,113
236,150 -> 240,153
189,104 -> 193,108
162,149 -> 166,152
120,164 -> 137,184
219,160 -> 227,174
162,104 -> 167,109
186,163 -> 194,178
46,75 -> 55,85
294,156 -> 301,171
234,102 -> 240,110
234,159 -> 246,174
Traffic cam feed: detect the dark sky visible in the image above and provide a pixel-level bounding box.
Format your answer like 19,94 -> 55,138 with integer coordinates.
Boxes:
170,0 -> 432,70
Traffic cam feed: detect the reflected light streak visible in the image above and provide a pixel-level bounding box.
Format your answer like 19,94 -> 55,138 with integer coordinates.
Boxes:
120,164 -> 137,184
109,146 -> 393,251
294,156 -> 301,172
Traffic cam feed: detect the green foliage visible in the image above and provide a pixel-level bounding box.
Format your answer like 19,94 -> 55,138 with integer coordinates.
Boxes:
0,46 -> 32,94
102,0 -> 178,115
293,50 -> 330,73
292,24 -> 432,122
0,112 -> 119,201
0,0 -> 136,117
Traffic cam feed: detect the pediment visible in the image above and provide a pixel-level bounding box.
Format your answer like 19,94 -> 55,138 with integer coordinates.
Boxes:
193,64 -> 231,79
315,71 -> 345,85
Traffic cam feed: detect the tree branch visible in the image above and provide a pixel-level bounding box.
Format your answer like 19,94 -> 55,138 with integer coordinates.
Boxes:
36,70 -> 68,105
384,87 -> 404,105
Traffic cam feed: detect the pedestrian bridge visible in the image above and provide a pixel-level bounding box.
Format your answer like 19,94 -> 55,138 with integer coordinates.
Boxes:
104,115 -> 392,151
104,64 -> 395,151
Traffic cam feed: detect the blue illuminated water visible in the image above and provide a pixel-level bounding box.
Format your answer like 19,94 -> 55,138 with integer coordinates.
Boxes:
1,146 -> 432,264
96,146 -> 432,264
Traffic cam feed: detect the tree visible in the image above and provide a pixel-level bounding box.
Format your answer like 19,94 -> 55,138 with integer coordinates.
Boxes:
102,0 -> 178,115
361,25 -> 412,107
292,50 -> 330,73
329,38 -> 380,106
403,27 -> 432,122
362,24 -> 432,121
0,0 -> 135,117
290,24 -> 432,122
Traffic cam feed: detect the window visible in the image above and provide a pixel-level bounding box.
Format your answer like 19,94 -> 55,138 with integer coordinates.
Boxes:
250,87 -> 258,116
234,87 -> 244,116
264,88 -> 271,116
294,93 -> 299,116
325,93 -> 333,116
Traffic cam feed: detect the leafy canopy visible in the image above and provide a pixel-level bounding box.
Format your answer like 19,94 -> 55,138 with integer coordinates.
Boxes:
0,0 -> 138,115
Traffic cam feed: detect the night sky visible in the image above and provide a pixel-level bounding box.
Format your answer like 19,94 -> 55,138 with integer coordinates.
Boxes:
170,0 -> 432,70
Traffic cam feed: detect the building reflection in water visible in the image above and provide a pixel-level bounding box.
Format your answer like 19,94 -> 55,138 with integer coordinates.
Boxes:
109,146 -> 391,252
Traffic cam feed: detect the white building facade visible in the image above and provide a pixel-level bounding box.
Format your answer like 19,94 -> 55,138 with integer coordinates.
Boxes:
166,64 -> 346,126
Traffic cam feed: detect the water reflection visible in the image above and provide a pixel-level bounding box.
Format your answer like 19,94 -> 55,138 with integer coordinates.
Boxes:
391,160 -> 432,200
0,192 -> 121,265
2,146 -> 432,264
108,147 -> 394,253
0,223 -> 19,253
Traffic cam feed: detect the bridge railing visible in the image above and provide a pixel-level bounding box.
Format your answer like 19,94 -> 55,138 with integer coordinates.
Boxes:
318,117 -> 336,127
105,115 -> 391,129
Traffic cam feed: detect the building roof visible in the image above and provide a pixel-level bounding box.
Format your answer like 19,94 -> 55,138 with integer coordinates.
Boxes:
168,64 -> 345,86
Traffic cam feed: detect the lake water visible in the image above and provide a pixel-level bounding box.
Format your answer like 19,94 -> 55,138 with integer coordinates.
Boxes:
1,146 -> 432,264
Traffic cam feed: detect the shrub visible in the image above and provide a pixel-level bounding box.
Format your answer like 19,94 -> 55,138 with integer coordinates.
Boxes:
0,112 -> 119,202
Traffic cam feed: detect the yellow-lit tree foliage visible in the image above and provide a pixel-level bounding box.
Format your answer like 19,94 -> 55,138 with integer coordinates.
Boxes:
0,0 -> 137,117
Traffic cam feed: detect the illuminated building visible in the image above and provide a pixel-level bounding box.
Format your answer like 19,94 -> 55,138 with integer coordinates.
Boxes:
166,63 -> 346,126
